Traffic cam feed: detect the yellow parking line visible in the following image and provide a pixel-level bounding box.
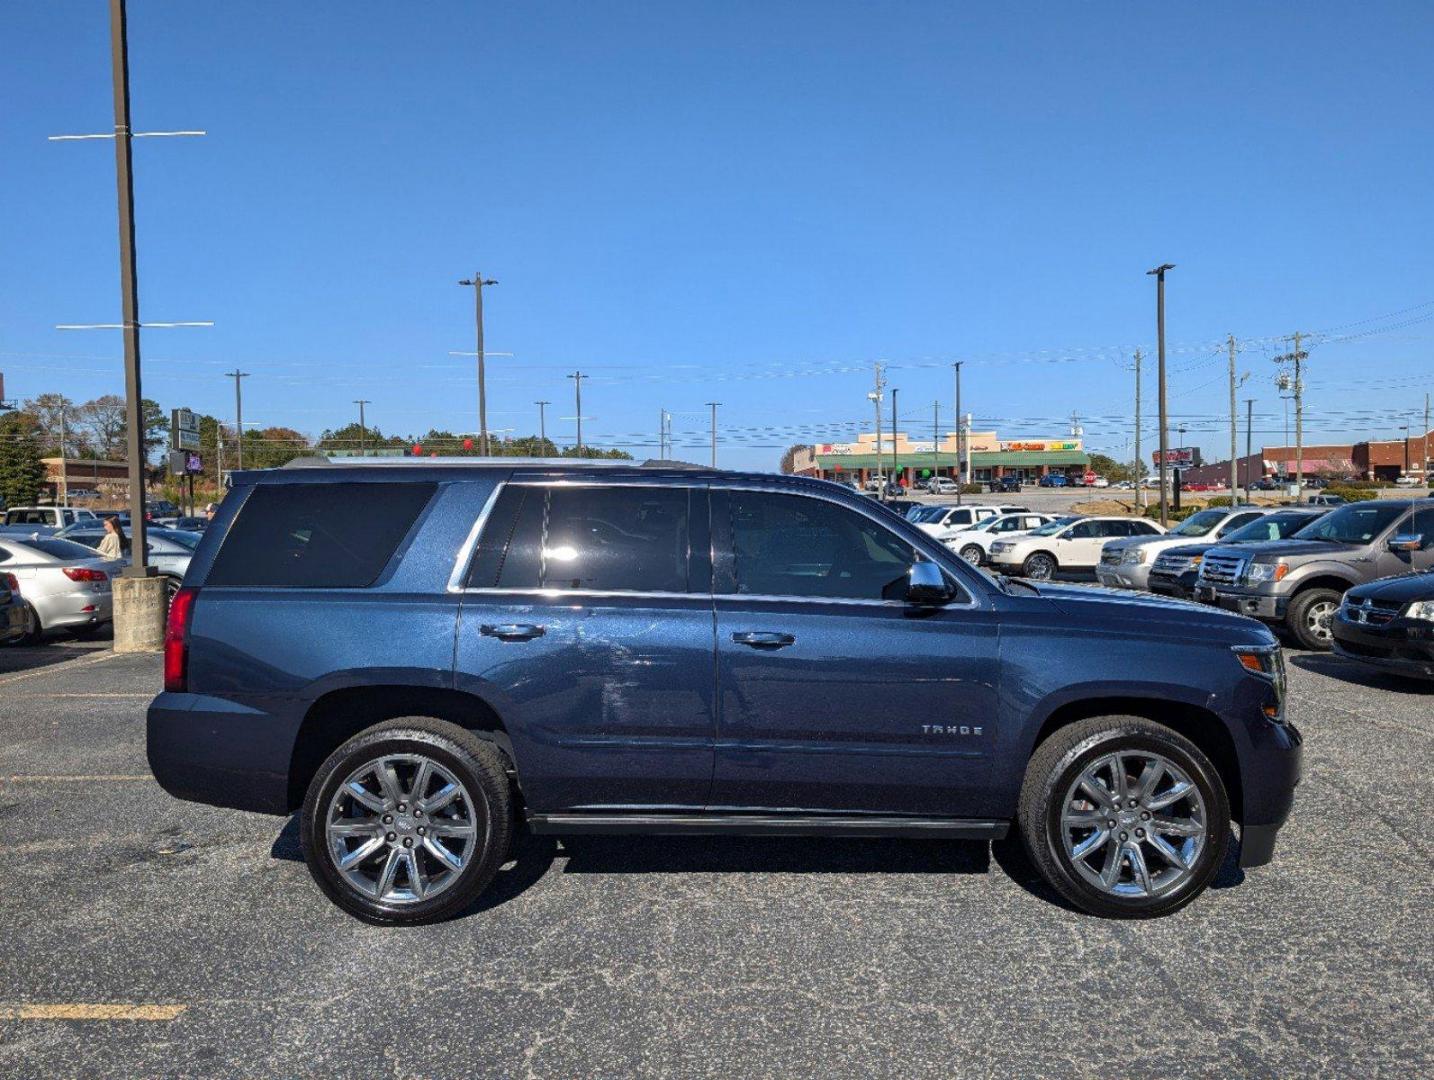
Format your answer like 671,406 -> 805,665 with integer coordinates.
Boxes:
2,775 -> 152,783
0,1003 -> 186,1021
28,693 -> 153,698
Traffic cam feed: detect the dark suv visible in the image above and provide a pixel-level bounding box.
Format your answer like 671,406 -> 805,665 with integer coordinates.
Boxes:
149,461 -> 1300,924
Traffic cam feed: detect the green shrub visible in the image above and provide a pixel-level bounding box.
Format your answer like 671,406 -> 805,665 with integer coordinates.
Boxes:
1326,485 -> 1379,503
960,483 -> 984,495
1143,504 -> 1200,522
1204,495 -> 1233,507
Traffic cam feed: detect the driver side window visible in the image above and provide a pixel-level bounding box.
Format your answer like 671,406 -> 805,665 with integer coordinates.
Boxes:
715,491 -> 941,602
1065,521 -> 1094,539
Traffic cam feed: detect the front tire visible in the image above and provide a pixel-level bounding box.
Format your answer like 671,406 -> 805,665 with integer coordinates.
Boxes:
1017,716 -> 1230,918
300,717 -> 514,925
1022,552 -> 1057,580
959,543 -> 985,566
1287,587 -> 1341,651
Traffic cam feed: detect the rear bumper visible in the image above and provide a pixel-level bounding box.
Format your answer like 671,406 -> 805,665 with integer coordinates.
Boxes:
34,589 -> 112,633
1,597 -> 26,642
146,691 -> 295,814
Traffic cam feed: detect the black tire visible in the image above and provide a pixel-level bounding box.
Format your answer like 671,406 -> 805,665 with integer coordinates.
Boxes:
9,603 -> 42,646
1287,587 -> 1341,652
959,544 -> 985,566
1021,551 -> 1058,580
300,717 -> 514,926
1017,715 -> 1230,918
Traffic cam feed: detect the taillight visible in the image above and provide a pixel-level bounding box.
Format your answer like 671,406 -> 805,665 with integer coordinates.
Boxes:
164,586 -> 199,693
3,573 -> 17,594
63,567 -> 109,582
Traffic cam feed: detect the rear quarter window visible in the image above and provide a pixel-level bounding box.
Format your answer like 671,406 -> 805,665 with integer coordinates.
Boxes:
206,482 -> 436,588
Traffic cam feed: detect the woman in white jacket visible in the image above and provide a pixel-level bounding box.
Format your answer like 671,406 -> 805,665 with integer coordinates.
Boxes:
97,517 -> 126,561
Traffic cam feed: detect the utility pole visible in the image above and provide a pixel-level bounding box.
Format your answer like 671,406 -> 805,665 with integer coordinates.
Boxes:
658,409 -> 667,459
1133,348 -> 1144,510
1273,331 -> 1307,502
1227,334 -> 1239,499
353,399 -> 369,456
1146,264 -> 1175,525
932,400 -> 940,490
58,402 -> 69,508
891,387 -> 900,493
457,272 -> 498,455
706,402 -> 720,467
953,361 -> 963,505
226,370 -> 249,470
1424,393 -> 1430,486
567,371 -> 585,455
535,400 -> 550,452
1244,398 -> 1255,501
868,362 -> 886,496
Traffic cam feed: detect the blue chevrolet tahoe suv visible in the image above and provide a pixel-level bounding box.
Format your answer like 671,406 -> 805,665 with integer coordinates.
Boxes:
148,460 -> 1300,924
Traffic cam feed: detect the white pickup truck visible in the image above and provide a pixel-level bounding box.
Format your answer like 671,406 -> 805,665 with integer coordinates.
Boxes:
2,506 -> 99,532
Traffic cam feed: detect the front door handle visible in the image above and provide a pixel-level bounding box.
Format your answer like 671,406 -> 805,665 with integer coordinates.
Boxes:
731,631 -> 796,649
480,623 -> 545,642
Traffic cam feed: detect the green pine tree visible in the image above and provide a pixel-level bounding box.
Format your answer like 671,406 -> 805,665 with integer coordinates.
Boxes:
0,413 -> 47,506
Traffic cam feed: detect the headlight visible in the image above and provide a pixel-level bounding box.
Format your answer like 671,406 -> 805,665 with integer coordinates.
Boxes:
1244,561 -> 1289,584
1405,600 -> 1434,622
1231,644 -> 1287,719
1121,547 -> 1148,564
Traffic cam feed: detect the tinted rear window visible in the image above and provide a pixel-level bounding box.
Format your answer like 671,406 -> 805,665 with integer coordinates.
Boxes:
15,538 -> 100,560
207,482 -> 435,588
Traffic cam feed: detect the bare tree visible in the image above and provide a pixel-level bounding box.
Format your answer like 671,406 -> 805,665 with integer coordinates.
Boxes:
77,395 -> 128,460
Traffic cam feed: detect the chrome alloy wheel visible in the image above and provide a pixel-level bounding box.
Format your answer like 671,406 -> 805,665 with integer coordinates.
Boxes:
1060,750 -> 1207,899
1025,554 -> 1056,580
1305,599 -> 1336,643
325,754 -> 480,905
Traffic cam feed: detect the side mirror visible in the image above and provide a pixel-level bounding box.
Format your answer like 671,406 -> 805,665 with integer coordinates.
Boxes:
906,561 -> 950,605
1388,533 -> 1423,553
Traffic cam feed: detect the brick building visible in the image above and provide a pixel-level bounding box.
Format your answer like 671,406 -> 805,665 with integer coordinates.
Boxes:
1179,429 -> 1432,487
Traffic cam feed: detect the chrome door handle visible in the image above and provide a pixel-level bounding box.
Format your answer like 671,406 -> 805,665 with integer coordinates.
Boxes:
731,631 -> 796,649
480,623 -> 545,642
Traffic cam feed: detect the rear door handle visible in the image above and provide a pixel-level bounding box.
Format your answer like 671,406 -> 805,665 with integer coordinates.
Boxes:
731,631 -> 796,649
480,623 -> 545,642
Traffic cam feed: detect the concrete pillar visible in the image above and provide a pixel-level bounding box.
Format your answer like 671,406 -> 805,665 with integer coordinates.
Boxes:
113,575 -> 167,653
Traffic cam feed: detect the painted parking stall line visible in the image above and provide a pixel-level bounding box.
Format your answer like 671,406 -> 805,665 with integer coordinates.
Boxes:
0,1003 -> 187,1022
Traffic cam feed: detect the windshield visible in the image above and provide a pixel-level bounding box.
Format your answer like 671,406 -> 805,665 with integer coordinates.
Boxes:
909,506 -> 944,523
154,529 -> 200,550
1029,516 -> 1077,538
13,538 -> 101,561
1168,509 -> 1229,537
1292,503 -> 1405,544
1224,512 -> 1319,543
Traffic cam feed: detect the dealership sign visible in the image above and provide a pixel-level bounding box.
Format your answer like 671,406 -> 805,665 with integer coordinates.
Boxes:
1000,440 -> 1080,452
171,407 -> 201,451
1152,447 -> 1200,467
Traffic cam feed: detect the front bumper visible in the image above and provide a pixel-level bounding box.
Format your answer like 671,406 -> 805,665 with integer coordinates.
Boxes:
1095,563 -> 1152,590
1237,713 -> 1302,868
1332,615 -> 1434,680
1147,571 -> 1198,600
1199,586 -> 1288,621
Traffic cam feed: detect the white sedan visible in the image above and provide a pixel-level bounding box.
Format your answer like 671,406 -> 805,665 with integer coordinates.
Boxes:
0,535 -> 122,643
940,513 -> 1055,565
910,503 -> 1028,537
986,516 -> 1166,580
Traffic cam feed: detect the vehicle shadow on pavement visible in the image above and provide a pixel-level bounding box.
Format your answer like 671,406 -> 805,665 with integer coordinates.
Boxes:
0,641 -> 110,677
1289,652 -> 1434,694
552,834 -> 992,877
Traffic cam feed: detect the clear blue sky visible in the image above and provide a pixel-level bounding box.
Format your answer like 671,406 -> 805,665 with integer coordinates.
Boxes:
3,1 -> 1433,469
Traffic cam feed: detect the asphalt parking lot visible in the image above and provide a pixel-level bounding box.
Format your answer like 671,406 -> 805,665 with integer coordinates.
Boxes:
1,640 -> 1431,1078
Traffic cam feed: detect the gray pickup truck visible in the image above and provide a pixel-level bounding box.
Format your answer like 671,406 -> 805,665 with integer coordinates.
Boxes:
1195,499 -> 1434,649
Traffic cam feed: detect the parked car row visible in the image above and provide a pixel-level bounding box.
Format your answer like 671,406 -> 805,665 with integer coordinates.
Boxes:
1079,499 -> 1434,679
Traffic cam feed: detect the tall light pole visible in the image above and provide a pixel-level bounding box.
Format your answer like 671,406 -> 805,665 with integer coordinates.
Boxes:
227,370 -> 249,470
1146,263 -> 1175,525
706,402 -> 720,467
890,387 -> 900,493
1133,348 -> 1145,510
353,399 -> 370,456
567,371 -> 585,455
953,361 -> 963,505
458,272 -> 498,455
535,400 -> 550,452
1245,397 -> 1256,501
57,398 -> 71,508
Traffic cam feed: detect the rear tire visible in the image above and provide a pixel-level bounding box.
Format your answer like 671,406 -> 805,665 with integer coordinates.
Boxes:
1287,587 -> 1341,651
1022,552 -> 1057,580
1017,715 -> 1230,918
300,717 -> 514,925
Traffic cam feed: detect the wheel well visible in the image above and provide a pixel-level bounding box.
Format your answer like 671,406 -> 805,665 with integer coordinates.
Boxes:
1030,697 -> 1243,822
286,686 -> 512,812
1289,575 -> 1353,601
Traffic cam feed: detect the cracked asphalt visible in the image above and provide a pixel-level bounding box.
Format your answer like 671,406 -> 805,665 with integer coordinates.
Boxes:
0,641 -> 1430,1078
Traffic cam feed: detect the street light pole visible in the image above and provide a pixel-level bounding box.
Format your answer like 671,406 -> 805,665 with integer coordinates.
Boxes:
353,399 -> 370,456
891,388 -> 899,492
953,361 -> 963,506
535,400 -> 550,452
458,272 -> 498,455
1146,263 -> 1175,525
227,370 -> 249,469
706,402 -> 720,467
567,371 -> 585,455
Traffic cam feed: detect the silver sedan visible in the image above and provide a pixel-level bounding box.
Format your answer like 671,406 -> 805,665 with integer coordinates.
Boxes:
57,526 -> 199,600
0,536 -> 123,643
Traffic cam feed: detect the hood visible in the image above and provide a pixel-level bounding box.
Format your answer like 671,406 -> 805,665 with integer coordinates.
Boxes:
1024,580 -> 1273,639
1102,534 -> 1186,554
1346,570 -> 1434,605
1217,538 -> 1361,561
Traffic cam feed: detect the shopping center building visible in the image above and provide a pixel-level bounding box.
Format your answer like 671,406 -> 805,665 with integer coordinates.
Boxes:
790,431 -> 1090,487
